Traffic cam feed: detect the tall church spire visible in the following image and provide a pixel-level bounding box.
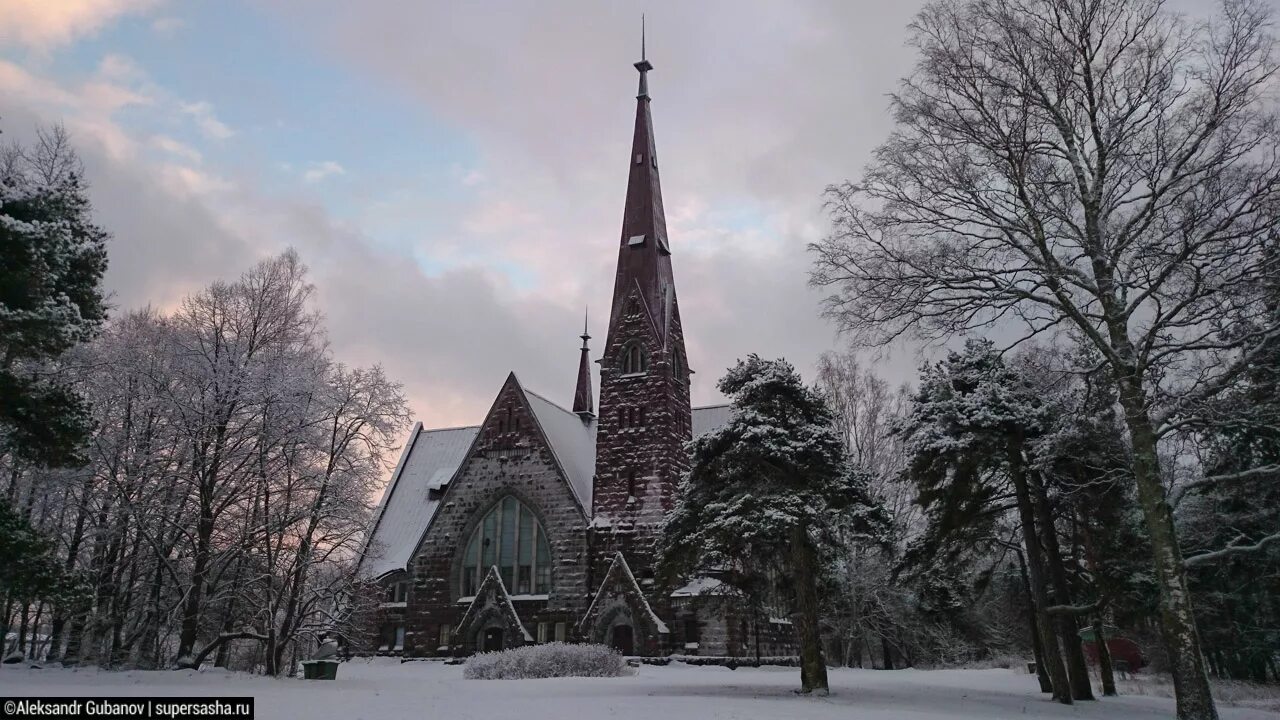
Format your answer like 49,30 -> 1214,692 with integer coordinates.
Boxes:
589,41 -> 693,582
611,24 -> 675,345
572,309 -> 594,417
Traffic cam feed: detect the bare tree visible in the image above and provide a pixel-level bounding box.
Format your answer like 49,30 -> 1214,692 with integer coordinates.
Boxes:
810,1 -> 1280,717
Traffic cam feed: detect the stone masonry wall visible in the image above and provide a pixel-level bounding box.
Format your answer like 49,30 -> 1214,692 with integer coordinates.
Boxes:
591,294 -> 692,588
403,379 -> 590,656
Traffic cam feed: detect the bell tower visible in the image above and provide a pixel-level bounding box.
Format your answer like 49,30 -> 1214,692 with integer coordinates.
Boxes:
590,42 -> 693,584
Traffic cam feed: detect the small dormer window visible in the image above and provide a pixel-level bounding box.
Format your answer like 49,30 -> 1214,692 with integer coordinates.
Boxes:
629,234 -> 646,246
620,341 -> 648,375
635,153 -> 642,165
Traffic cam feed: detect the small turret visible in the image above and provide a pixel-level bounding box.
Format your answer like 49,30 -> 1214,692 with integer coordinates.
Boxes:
572,309 -> 594,418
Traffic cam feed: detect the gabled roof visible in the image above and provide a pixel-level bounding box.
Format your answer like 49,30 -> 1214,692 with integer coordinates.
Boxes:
358,423 -> 479,579
522,385 -> 597,510
360,388 -> 731,579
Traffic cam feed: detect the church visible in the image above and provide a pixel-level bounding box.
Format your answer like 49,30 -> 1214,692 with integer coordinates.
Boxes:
357,50 -> 795,660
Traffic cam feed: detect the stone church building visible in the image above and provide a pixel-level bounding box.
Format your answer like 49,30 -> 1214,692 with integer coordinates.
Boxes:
357,52 -> 794,659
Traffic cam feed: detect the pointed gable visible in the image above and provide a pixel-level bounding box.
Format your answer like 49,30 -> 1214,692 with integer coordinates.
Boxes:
580,552 -> 669,638
455,566 -> 533,643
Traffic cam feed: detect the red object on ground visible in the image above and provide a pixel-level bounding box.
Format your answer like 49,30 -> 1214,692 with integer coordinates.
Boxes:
1083,637 -> 1144,671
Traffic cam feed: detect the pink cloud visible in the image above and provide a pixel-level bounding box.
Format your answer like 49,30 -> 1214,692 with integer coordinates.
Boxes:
0,0 -> 161,50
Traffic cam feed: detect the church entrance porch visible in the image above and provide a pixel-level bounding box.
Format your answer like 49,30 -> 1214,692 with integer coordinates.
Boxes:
483,627 -> 505,652
610,625 -> 634,655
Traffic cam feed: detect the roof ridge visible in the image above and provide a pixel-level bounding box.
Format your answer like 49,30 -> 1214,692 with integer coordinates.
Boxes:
415,402 -> 720,436
522,386 -> 577,416
417,423 -> 482,433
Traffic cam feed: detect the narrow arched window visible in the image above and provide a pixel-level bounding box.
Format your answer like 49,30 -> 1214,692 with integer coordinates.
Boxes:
460,496 -> 551,597
620,342 -> 648,375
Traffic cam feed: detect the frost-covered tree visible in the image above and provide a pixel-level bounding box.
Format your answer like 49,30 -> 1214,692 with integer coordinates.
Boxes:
814,351 -> 915,669
809,1 -> 1280,715
659,356 -> 886,694
0,125 -> 108,468
0,250 -> 409,673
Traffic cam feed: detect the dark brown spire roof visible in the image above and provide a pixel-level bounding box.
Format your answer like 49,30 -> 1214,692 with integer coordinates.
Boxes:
608,50 -> 678,346
572,310 -> 594,416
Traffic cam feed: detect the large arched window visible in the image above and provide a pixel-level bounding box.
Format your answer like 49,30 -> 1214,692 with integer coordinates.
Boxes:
460,496 -> 552,597
620,341 -> 648,375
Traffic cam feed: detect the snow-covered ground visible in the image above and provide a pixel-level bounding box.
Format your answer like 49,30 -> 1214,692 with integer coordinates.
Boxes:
1,658 -> 1276,720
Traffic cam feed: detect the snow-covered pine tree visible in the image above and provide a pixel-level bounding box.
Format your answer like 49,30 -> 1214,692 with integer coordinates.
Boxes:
896,339 -> 1094,702
0,125 -> 108,468
658,355 -> 886,695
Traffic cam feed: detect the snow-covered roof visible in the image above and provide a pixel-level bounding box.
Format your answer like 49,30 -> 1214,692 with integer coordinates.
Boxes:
670,576 -> 733,598
523,386 -> 596,511
359,423 -> 480,579
360,395 -> 734,580
692,404 -> 732,437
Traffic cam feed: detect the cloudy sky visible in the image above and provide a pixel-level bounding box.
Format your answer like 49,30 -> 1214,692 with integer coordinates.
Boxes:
0,0 -> 1225,435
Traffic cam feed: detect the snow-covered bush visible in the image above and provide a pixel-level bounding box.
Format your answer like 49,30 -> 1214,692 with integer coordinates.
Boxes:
463,642 -> 627,680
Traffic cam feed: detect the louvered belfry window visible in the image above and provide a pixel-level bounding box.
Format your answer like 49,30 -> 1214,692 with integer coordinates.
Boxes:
620,342 -> 648,375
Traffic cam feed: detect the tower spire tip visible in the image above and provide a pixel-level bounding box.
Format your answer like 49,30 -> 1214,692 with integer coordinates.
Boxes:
634,14 -> 653,97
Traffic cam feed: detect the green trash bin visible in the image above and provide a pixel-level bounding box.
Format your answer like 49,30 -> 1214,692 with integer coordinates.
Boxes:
301,660 -> 339,680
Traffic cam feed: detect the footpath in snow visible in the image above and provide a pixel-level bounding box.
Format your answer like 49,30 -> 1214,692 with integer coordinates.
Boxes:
1,658 -> 1275,720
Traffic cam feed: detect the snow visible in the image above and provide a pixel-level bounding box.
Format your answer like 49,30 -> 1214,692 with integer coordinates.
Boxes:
670,576 -> 732,598
2,660 -> 1273,720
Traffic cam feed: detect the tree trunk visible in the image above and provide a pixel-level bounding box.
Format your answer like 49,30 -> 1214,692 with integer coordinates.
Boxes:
1093,617 -> 1117,697
881,636 -> 894,670
1029,472 -> 1094,701
1015,547 -> 1053,693
1008,445 -> 1071,703
176,506 -> 214,667
61,611 -> 88,666
790,525 -> 829,695
1116,377 -> 1218,720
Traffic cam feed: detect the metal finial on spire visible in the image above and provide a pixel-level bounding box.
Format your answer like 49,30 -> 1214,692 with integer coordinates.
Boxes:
580,307 -> 591,345
634,14 -> 653,98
